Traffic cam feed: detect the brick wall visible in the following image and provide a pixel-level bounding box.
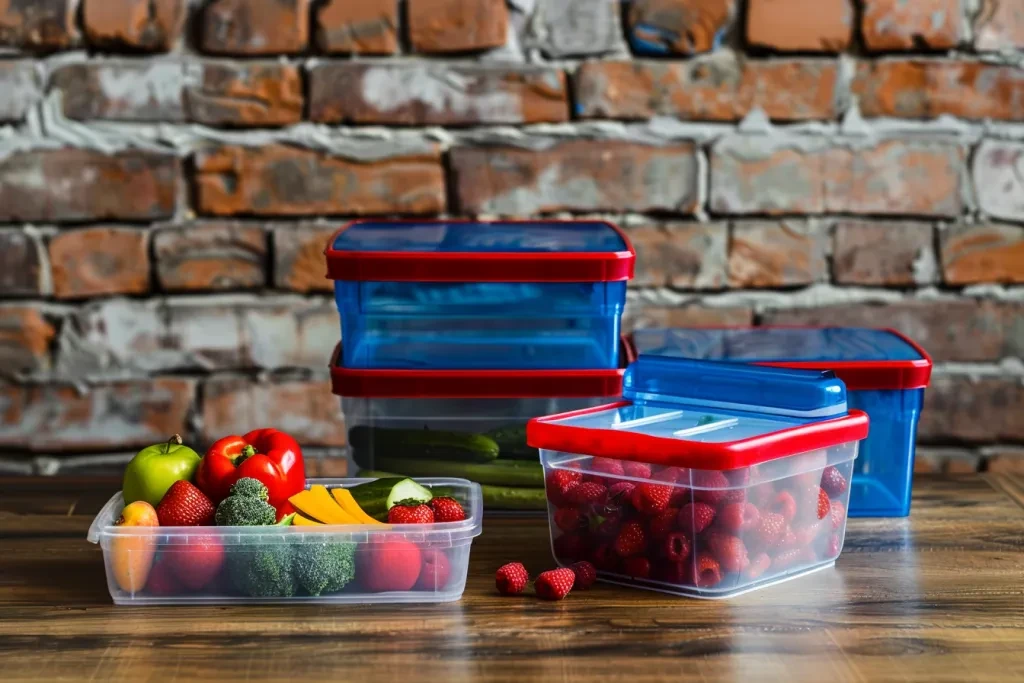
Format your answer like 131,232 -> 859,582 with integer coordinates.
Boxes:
0,0 -> 1022,476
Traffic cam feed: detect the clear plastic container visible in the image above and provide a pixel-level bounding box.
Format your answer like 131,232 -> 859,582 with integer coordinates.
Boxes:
87,478 -> 482,605
528,356 -> 869,599
326,220 -> 634,370
631,327 -> 932,517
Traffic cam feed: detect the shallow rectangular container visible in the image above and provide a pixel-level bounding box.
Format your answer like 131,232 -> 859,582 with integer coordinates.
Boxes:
87,478 -> 482,605
631,327 -> 932,517
528,356 -> 868,599
326,219 -> 634,370
333,342 -> 630,512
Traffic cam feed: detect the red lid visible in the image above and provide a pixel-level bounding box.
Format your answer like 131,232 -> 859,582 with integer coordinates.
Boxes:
527,403 -> 869,470
325,219 -> 635,283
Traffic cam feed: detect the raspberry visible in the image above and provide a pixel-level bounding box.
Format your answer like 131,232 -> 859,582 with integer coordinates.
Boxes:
774,529 -> 798,553
567,482 -> 608,506
589,542 -> 620,572
535,568 -> 575,600
647,507 -> 679,541
769,490 -> 797,524
663,532 -> 691,563
586,457 -> 624,483
678,502 -> 716,538
694,553 -> 722,588
554,507 -> 584,532
653,466 -> 685,483
622,556 -> 651,579
792,518 -> 828,548
691,470 -> 730,505
613,521 -> 647,558
749,483 -> 775,508
553,533 -> 585,562
656,560 -> 688,584
590,514 -> 621,541
820,465 -> 848,497
495,562 -> 529,595
570,561 -> 597,589
631,482 -> 673,516
744,552 -> 772,581
750,511 -> 786,552
605,482 -> 636,513
720,489 -> 747,505
707,532 -> 749,573
717,502 -> 760,533
830,499 -> 846,531
797,486 -> 830,522
622,461 -> 652,479
546,469 -> 582,507
826,533 -> 842,558
771,547 -> 816,571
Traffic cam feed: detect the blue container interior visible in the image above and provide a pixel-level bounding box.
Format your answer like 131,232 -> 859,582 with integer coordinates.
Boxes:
631,328 -> 929,517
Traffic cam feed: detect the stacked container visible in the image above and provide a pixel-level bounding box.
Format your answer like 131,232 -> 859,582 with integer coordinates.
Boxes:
326,220 -> 636,511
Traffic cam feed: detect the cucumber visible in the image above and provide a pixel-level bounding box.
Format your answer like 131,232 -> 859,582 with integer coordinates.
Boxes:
352,451 -> 543,488
484,425 -> 539,461
386,478 -> 433,509
348,426 -> 500,463
347,477 -> 408,521
357,470 -> 545,511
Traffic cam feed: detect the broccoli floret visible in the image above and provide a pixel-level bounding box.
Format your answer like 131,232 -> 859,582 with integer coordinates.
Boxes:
229,477 -> 269,501
228,544 -> 296,598
294,541 -> 357,596
215,477 -> 277,526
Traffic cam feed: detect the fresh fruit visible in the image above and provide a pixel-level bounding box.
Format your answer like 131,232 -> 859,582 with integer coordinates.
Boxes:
586,457 -> 625,483
653,467 -> 690,506
750,511 -> 786,551
774,529 -> 799,553
798,486 -> 831,522
385,479 -> 433,509
792,518 -> 828,548
693,553 -> 723,588
690,470 -> 730,505
568,482 -> 608,506
826,533 -> 842,558
331,487 -> 384,525
196,429 -> 305,512
357,539 -> 422,592
348,426 -> 500,463
589,542 -> 619,572
387,502 -> 435,524
156,480 -> 215,527
678,502 -> 716,537
647,507 -> 679,541
430,496 -> 466,523
553,533 -> 586,562
122,435 -> 202,508
717,502 -> 760,533
613,521 -> 647,558
622,556 -> 651,579
744,552 -> 772,581
662,532 -> 691,563
606,481 -> 636,507
707,533 -> 749,573
215,477 -> 277,526
110,500 -> 159,594
631,482 -> 672,515
535,568 -> 575,600
571,561 -> 597,589
145,556 -> 180,596
415,550 -> 452,591
590,512 -> 622,540
622,462 -> 652,479
656,560 -> 688,584
769,490 -> 798,524
820,465 -> 848,497
554,507 -> 584,532
830,499 -> 846,531
168,535 -> 225,590
546,469 -> 583,506
724,468 -> 751,486
495,562 -> 529,595
749,483 -> 775,508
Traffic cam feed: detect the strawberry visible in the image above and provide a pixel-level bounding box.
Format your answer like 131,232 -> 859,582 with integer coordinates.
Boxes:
589,542 -> 620,572
167,535 -> 224,591
796,486 -> 830,522
546,469 -> 582,506
830,499 -> 846,531
535,568 -> 575,600
647,507 -> 679,541
570,561 -> 597,589
622,461 -> 652,479
622,556 -> 651,579
744,552 -> 772,581
156,480 -> 215,527
820,465 -> 848,497
145,556 -> 180,596
613,521 -> 647,558
495,562 -> 529,595
769,490 -> 798,524
678,502 -> 716,538
568,481 -> 608,506
717,502 -> 760,533
750,511 -> 786,551
825,533 -> 842,558
554,507 -> 584,532
586,457 -> 624,484
631,482 -> 672,515
691,470 -> 730,505
663,532 -> 691,563
358,539 -> 423,592
707,532 -> 749,573
429,497 -> 466,523
388,502 -> 435,524
415,550 -> 452,591
693,553 -> 722,588
553,533 -> 586,562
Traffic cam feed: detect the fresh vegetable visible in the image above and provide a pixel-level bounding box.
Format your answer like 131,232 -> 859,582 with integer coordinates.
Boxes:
495,562 -> 528,595
278,513 -> 296,526
156,480 -> 215,527
357,539 -> 422,592
215,477 -> 277,527
168,535 -> 225,590
228,543 -> 296,598
386,478 -> 433,510
483,425 -> 537,460
294,540 -> 357,596
330,488 -> 383,525
429,497 -> 466,523
347,477 -> 410,521
352,452 -> 542,487
293,514 -> 323,526
387,502 -> 434,524
289,486 -> 359,524
348,426 -> 499,463
570,561 -> 597,590
535,568 -> 575,600
196,428 -> 305,512
415,550 -> 451,591
122,435 -> 201,507
110,500 -> 159,594
357,469 -> 544,512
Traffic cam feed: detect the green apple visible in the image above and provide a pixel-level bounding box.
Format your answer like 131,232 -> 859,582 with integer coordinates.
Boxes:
122,435 -> 202,507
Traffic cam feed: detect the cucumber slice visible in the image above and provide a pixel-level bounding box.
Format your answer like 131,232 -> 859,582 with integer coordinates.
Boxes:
385,478 -> 433,510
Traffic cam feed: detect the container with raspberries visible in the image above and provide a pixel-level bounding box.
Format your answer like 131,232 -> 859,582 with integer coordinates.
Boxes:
527,356 -> 869,599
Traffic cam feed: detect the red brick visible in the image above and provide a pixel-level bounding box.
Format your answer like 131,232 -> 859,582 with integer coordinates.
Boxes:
709,137 -> 966,218
201,378 -> 346,447
746,0 -> 853,52
305,457 -> 350,477
194,144 -> 445,217
82,0 -> 185,51
0,230 -> 45,296
408,0 -> 507,53
940,224 -> 1024,285
762,300 -> 1023,363
309,63 -> 568,126
538,0 -> 624,57
0,0 -> 75,51
273,225 -> 335,294
315,0 -> 397,54
0,306 -> 54,375
0,149 -> 178,223
974,0 -> 1024,51
861,0 -> 962,51
450,141 -> 700,215
833,221 -> 935,286
154,222 -> 267,291
973,140 -> 1024,223
49,228 -> 150,300
200,0 -> 309,55
623,305 -> 754,332
52,61 -> 192,122
575,58 -> 838,122
186,62 -> 303,126
728,221 -> 827,288
625,223 -> 727,289
626,0 -> 735,55
0,379 -> 195,452
919,375 -> 1024,444
853,61 -> 1024,121
0,60 -> 39,121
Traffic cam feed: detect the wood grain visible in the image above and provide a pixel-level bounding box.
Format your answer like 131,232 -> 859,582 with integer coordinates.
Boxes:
0,474 -> 1022,683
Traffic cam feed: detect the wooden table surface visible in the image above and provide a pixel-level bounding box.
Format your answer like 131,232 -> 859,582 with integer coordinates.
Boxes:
2,474 -> 1023,683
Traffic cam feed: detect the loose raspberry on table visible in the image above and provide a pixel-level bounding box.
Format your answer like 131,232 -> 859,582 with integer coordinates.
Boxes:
613,521 -> 647,558
707,532 -> 749,573
717,502 -> 760,533
535,568 -> 575,600
495,562 -> 529,595
691,470 -> 730,505
678,502 -> 716,537
570,560 -> 597,589
821,465 -> 848,497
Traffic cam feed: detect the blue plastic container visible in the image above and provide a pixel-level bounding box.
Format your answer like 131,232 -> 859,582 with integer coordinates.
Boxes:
631,328 -> 933,517
326,220 -> 634,370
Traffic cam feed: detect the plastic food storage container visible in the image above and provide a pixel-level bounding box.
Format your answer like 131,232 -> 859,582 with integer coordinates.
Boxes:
631,327 -> 932,517
326,219 -> 634,370
528,356 -> 869,599
87,478 -> 482,605
332,341 -> 631,512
